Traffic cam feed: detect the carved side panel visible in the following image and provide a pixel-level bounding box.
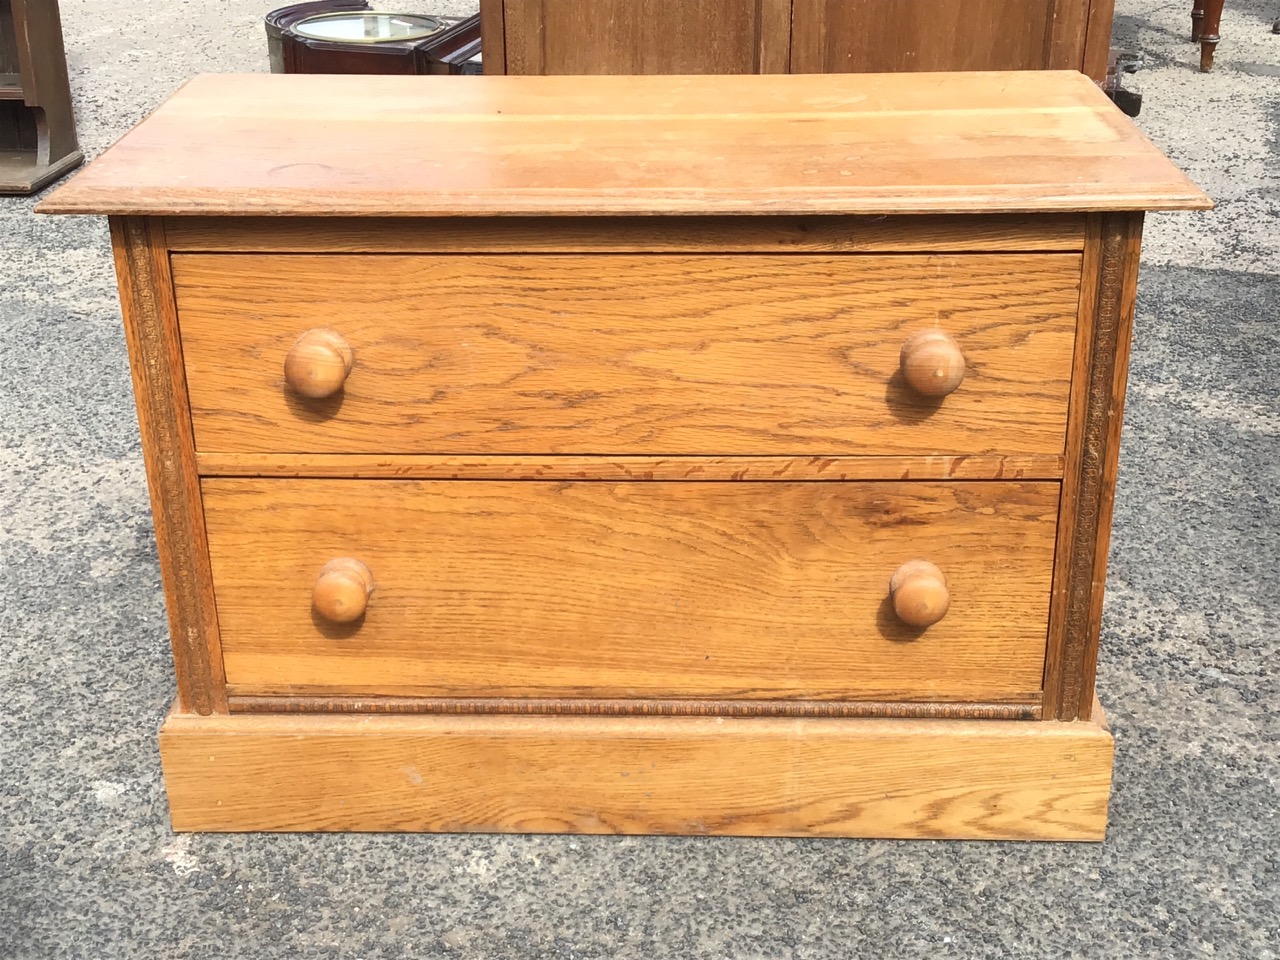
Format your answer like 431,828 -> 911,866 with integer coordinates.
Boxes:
111,216 -> 227,715
227,696 -> 1042,721
1044,212 -> 1144,720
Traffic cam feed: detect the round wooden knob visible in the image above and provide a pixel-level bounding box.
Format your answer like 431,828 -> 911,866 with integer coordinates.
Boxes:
284,328 -> 354,399
313,558 -> 374,623
899,330 -> 965,398
889,560 -> 950,629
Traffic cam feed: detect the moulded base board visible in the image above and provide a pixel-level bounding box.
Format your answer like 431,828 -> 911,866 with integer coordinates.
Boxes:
0,149 -> 83,194
158,703 -> 1114,840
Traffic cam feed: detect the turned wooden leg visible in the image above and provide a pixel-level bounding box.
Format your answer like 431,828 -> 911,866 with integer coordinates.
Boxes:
1191,0 -> 1206,40
1199,0 -> 1224,71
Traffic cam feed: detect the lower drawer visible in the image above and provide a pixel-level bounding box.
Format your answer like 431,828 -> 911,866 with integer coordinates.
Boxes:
202,479 -> 1058,703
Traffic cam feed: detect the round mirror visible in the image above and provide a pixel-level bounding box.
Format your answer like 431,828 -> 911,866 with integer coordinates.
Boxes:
293,12 -> 444,43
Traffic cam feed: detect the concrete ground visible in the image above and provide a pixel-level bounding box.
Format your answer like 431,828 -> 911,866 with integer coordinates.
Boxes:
2,1 -> 1277,957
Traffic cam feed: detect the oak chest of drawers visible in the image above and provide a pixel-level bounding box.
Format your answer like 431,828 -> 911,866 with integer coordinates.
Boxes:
42,72 -> 1209,840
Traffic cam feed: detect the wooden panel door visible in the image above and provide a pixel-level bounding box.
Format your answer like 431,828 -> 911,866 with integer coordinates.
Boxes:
489,0 -> 792,74
790,0 -> 1104,78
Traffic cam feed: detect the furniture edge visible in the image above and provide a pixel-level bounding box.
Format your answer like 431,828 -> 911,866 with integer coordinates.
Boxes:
33,194 -> 1215,218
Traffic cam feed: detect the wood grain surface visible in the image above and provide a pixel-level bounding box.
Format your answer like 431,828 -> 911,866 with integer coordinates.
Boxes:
160,214 -> 1088,254
174,252 -> 1081,456
496,0 -> 792,75
110,217 -> 227,715
158,707 -> 1114,837
37,73 -> 1211,217
194,452 -> 1065,481
202,479 -> 1059,701
791,0 -> 1087,74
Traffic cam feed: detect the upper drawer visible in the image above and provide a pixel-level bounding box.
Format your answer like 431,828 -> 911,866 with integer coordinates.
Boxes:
173,253 -> 1081,456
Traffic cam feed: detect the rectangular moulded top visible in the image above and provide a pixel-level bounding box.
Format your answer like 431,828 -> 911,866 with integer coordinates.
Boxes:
39,71 -> 1211,218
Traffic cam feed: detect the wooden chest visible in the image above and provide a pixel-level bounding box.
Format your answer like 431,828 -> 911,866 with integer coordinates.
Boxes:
41,72 -> 1209,839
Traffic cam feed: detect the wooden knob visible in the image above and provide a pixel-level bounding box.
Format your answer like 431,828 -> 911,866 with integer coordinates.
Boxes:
899,330 -> 965,398
313,558 -> 373,623
889,560 -> 950,629
284,328 -> 354,399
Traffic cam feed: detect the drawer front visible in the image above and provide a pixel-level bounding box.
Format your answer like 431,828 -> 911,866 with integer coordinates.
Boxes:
203,479 -> 1058,702
175,253 -> 1081,456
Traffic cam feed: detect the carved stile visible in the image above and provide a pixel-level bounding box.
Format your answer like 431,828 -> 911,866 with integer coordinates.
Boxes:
111,217 -> 227,715
1045,212 -> 1143,720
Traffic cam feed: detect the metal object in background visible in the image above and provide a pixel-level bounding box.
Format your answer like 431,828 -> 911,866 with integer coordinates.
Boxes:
1106,50 -> 1144,118
265,1 -> 481,75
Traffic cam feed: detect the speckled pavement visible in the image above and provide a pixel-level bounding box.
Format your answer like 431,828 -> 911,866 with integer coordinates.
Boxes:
2,1 -> 1277,957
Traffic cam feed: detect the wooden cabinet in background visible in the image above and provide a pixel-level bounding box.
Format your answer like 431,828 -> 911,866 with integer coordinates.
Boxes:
480,0 -> 1116,81
0,0 -> 82,194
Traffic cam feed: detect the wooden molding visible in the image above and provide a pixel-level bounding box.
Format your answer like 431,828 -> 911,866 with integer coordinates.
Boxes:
195,453 -> 1065,482
159,705 -> 1113,837
110,216 -> 227,715
160,214 -> 1088,254
227,695 -> 1042,720
1043,212 -> 1144,720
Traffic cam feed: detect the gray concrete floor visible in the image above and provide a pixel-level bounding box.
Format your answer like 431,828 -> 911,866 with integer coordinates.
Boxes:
2,1 -> 1278,957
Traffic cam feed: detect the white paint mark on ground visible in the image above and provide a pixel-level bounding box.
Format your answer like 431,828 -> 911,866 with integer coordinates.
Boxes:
91,780 -> 127,804
162,835 -> 200,877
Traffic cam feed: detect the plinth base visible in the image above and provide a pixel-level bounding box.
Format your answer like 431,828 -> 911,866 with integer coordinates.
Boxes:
159,705 -> 1114,840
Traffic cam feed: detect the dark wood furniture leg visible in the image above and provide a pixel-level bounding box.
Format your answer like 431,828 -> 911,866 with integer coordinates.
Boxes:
1198,0 -> 1224,71
1191,0 -> 1205,40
